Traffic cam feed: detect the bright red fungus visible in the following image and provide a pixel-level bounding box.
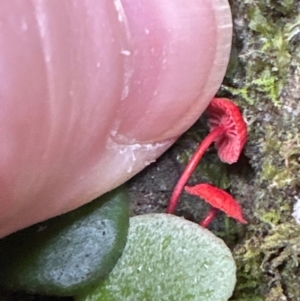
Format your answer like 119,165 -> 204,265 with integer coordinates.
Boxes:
167,98 -> 247,214
208,98 -> 247,164
185,183 -> 247,227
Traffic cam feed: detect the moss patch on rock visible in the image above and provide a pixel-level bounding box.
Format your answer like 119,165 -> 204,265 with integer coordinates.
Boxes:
221,1 -> 300,300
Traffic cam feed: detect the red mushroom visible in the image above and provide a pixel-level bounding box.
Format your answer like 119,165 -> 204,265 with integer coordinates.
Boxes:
185,183 -> 247,227
167,98 -> 247,214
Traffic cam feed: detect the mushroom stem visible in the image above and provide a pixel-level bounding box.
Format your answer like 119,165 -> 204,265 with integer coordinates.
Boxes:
199,207 -> 218,228
167,125 -> 226,214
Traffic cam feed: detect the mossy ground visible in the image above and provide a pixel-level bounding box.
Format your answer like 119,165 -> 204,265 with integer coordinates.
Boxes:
224,1 -> 300,300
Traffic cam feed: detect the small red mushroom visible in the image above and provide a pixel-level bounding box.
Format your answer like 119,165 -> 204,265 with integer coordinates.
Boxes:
185,183 -> 247,227
167,98 -> 247,214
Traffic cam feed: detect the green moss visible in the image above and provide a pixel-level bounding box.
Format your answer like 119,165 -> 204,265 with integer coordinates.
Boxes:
251,76 -> 281,107
222,86 -> 254,105
230,231 -> 265,301
224,0 -> 299,107
230,222 -> 300,301
259,126 -> 300,188
221,0 -> 300,300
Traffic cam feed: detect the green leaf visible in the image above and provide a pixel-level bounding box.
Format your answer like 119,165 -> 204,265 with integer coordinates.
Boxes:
77,213 -> 236,301
0,186 -> 129,297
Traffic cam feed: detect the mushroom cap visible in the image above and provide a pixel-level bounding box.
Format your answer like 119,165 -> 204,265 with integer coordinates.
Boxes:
185,183 -> 247,224
207,98 -> 247,164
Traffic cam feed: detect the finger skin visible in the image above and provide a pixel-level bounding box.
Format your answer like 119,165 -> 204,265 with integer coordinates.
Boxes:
114,0 -> 232,142
0,0 -> 232,237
